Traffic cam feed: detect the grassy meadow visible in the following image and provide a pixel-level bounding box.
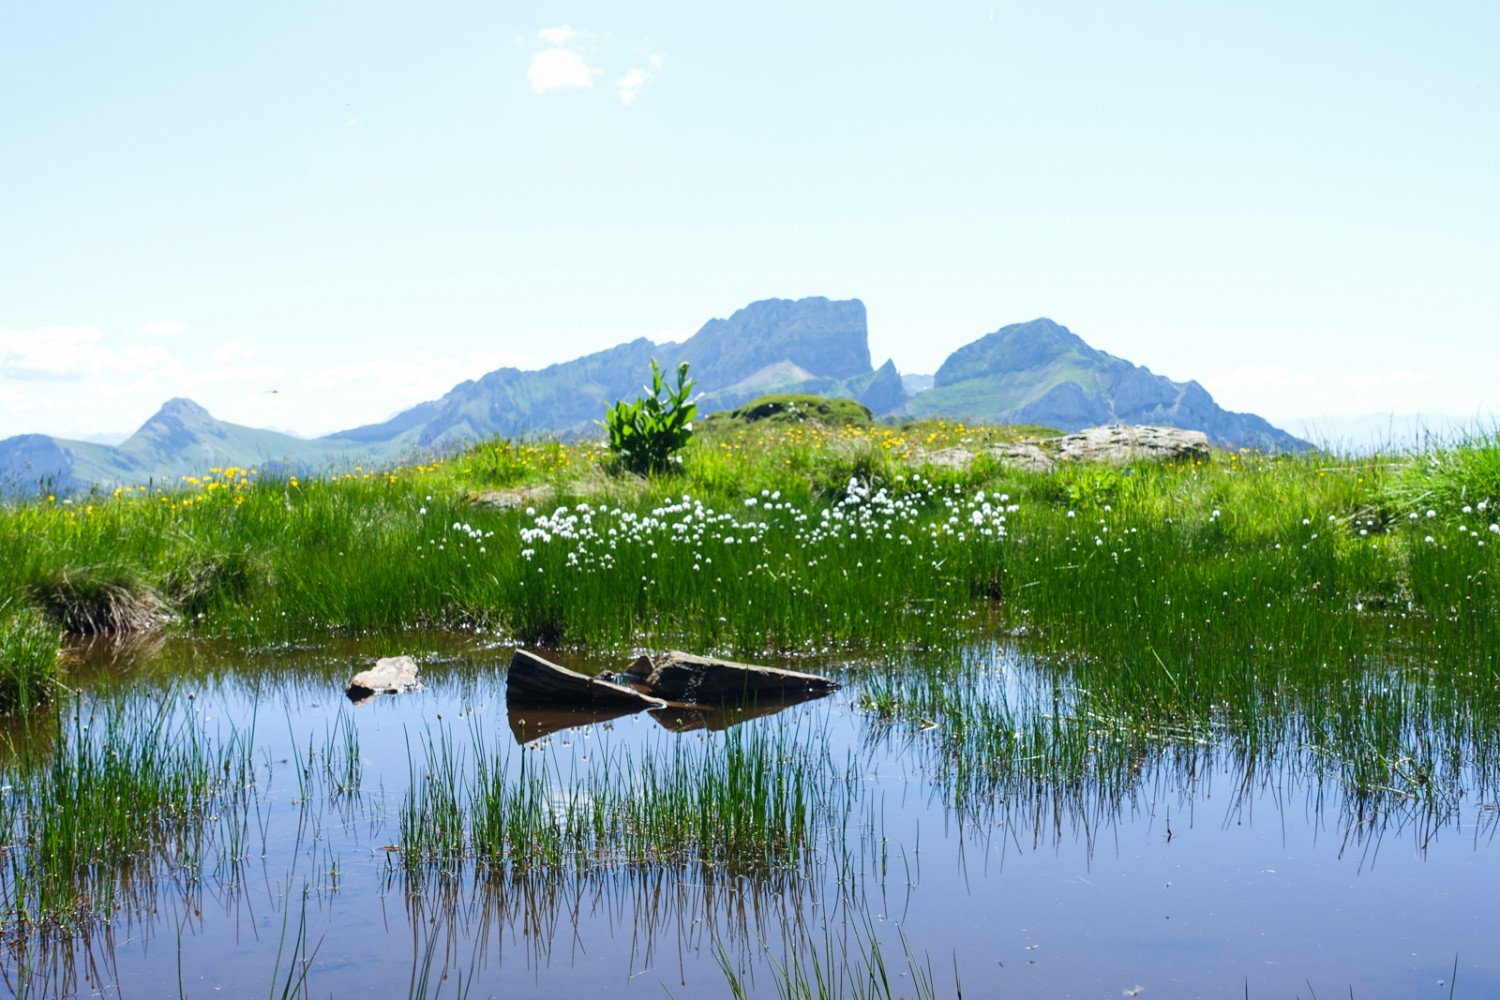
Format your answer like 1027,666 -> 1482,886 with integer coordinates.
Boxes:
1,406 -> 1499,997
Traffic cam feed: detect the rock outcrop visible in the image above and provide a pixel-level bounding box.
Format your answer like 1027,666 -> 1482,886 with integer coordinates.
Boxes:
926,424 -> 1213,473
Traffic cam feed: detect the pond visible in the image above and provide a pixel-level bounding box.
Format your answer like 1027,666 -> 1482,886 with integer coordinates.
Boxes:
2,632 -> 1496,998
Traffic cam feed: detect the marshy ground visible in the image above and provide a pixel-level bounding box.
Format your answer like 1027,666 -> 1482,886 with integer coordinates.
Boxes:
1,417 -> 1497,996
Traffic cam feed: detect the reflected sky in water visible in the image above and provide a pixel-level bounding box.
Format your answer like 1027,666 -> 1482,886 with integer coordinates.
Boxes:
4,633 -> 1497,998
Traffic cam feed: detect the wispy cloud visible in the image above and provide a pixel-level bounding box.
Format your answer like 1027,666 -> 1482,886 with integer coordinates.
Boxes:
618,68 -> 649,106
528,46 -> 597,93
1342,369 -> 1437,387
1206,363 -> 1316,391
620,54 -> 663,104
303,349 -> 531,398
0,325 -> 109,380
537,25 -> 577,46
142,319 -> 190,336
211,339 -> 256,363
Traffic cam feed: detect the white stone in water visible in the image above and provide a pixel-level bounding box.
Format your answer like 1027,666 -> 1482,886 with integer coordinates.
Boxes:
347,655 -> 424,703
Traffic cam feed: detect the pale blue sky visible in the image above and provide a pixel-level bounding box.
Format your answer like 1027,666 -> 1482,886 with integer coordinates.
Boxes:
2,1 -> 1496,443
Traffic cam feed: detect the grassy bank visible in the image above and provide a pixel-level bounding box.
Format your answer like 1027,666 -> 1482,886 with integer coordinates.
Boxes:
0,418 -> 1496,716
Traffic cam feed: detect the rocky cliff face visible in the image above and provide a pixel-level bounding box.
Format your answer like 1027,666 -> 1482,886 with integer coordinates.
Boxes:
327,297 -> 879,449
910,318 -> 1306,451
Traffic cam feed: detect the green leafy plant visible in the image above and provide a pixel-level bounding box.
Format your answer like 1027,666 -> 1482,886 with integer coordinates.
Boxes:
600,359 -> 697,476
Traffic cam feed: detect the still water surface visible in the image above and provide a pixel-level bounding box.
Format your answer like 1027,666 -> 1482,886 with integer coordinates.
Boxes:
4,633 -> 1497,998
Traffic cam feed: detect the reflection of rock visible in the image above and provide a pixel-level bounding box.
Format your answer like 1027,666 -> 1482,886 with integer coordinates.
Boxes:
626,651 -> 839,703
502,648 -> 839,744
507,704 -> 646,743
507,649 -> 667,708
346,655 -> 424,705
649,688 -> 835,734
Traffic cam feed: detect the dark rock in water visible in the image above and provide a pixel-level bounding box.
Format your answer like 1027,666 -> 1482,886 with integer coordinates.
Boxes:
347,655 -> 424,705
633,651 -> 839,703
506,649 -> 667,708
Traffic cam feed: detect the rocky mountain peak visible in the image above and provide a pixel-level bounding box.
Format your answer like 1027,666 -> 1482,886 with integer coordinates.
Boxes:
935,318 -> 1096,387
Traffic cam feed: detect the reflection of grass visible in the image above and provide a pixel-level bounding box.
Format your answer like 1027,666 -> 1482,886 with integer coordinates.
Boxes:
713,905 -> 954,1000
401,721 -> 847,878
0,703 -> 253,933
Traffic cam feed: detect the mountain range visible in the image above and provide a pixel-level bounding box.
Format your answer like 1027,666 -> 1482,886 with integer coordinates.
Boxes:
0,297 -> 1306,495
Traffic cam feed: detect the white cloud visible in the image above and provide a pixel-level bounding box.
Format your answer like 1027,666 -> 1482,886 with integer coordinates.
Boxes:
537,25 -> 577,46
303,349 -> 531,397
1206,364 -> 1316,391
142,319 -> 190,336
528,47 -> 597,93
618,68 -> 649,106
212,339 -> 256,363
0,325 -> 105,380
1342,369 -> 1436,388
648,53 -> 664,70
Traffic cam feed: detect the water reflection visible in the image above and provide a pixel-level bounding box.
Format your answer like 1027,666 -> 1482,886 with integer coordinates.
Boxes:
2,634 -> 1498,997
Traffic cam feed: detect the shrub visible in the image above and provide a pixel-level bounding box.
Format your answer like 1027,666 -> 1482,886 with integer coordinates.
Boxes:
600,360 -> 697,476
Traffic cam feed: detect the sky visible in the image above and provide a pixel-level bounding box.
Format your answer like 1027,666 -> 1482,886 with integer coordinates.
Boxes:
1,1 -> 1496,447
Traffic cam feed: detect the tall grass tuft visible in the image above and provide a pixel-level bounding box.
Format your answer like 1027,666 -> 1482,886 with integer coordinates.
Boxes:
401,721 -> 847,879
0,602 -> 60,713
0,700 -> 254,933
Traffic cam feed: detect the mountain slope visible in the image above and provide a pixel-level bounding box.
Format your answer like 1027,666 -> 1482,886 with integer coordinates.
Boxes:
1,303 -> 1309,495
0,399 -> 370,496
901,318 -> 1305,451
325,296 -> 880,450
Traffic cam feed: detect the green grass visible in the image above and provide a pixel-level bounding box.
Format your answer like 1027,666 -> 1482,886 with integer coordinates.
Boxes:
0,422 -> 1496,822
400,720 -> 849,878
711,393 -> 875,427
0,701 -> 254,933
0,602 -> 60,713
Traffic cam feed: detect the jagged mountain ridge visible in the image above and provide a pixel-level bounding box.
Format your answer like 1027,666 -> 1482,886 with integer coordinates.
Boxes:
902,318 -> 1302,451
327,297 -> 881,450
0,300 -> 1306,495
